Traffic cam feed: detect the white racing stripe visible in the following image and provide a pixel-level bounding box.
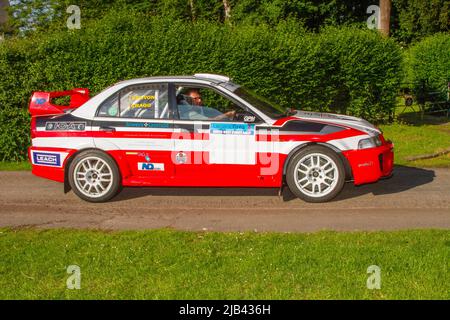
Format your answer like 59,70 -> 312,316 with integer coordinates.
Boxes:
32,137 -> 95,149
91,126 -> 174,133
32,134 -> 365,161
32,136 -> 314,154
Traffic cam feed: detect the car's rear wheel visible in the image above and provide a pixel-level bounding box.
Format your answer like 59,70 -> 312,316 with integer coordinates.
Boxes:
286,145 -> 345,203
68,150 -> 121,202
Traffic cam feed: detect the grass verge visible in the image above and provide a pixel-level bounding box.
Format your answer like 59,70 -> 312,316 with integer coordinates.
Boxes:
0,161 -> 31,171
380,118 -> 450,168
0,228 -> 448,299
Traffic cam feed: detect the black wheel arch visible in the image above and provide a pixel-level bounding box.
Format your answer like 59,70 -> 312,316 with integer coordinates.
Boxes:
282,142 -> 353,183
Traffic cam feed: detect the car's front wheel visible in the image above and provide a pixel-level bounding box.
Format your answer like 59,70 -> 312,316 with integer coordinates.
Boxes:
286,145 -> 345,203
68,150 -> 121,202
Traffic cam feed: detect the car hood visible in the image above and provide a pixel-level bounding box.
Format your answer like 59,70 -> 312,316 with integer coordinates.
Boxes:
293,110 -> 381,136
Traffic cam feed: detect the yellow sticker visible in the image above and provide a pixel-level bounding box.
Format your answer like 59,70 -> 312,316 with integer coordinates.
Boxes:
130,95 -> 155,101
130,103 -> 152,109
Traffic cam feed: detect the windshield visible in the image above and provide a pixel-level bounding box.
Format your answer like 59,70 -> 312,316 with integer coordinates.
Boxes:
233,87 -> 287,119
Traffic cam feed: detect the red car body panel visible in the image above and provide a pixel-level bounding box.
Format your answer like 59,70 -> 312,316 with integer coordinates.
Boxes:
28,133 -> 394,188
342,141 -> 394,185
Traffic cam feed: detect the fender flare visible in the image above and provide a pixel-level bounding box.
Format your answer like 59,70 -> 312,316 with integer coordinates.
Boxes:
64,148 -> 96,193
281,142 -> 353,183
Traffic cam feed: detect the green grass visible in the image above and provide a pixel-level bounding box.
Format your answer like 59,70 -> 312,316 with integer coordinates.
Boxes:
380,118 -> 450,168
0,228 -> 448,299
0,161 -> 31,171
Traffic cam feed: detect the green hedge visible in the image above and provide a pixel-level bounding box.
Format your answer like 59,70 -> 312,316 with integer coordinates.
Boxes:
0,12 -> 403,161
408,33 -> 450,100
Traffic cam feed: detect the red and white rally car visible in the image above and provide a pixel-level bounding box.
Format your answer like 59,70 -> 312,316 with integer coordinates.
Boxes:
28,74 -> 394,203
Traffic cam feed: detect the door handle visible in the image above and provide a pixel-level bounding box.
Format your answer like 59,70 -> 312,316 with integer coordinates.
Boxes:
99,125 -> 116,132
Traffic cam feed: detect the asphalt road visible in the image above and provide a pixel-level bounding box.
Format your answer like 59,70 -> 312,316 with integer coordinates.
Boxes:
0,166 -> 449,232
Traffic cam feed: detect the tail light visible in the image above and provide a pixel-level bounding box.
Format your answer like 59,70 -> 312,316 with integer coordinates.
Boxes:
31,117 -> 37,140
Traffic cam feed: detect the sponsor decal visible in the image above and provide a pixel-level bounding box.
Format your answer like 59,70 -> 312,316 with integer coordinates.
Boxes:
46,122 -> 86,131
296,110 -> 351,120
35,98 -> 46,105
243,115 -> 256,123
175,152 -> 187,164
210,123 -> 255,135
131,95 -> 155,100
108,105 -> 118,117
128,94 -> 155,109
125,152 -> 151,162
32,152 -> 61,167
130,103 -> 153,109
138,163 -> 164,171
209,123 -> 256,165
125,122 -> 170,128
358,161 -> 374,168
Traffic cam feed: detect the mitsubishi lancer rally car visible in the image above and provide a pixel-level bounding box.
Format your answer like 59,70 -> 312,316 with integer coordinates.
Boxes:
28,73 -> 394,203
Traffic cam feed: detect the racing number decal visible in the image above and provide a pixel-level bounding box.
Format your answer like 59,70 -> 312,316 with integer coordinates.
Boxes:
209,123 -> 256,165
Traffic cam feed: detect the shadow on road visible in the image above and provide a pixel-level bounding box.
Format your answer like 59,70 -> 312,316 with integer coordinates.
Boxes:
113,165 -> 435,202
114,185 -> 279,202
323,165 -> 435,202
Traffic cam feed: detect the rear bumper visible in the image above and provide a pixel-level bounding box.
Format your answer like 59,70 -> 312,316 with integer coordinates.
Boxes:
28,146 -> 75,183
342,141 -> 394,186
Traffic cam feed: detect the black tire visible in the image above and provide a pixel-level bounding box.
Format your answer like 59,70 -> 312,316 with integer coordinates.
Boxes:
68,150 -> 122,203
286,145 -> 345,203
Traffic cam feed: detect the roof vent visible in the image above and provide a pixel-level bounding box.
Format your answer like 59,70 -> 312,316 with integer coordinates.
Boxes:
194,73 -> 230,82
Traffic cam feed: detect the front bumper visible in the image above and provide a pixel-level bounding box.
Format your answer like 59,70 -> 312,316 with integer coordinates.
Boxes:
342,140 -> 394,185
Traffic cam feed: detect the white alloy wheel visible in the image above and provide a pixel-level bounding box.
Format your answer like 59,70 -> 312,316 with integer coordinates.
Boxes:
294,153 -> 339,198
286,145 -> 346,203
73,156 -> 113,198
68,150 -> 121,202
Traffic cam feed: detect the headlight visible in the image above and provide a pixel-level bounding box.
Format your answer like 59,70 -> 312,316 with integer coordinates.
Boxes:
358,135 -> 382,149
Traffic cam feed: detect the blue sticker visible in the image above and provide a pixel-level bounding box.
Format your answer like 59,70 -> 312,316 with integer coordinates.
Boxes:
35,98 -> 46,105
33,152 -> 61,167
142,163 -> 154,170
210,123 -> 255,135
138,162 -> 164,171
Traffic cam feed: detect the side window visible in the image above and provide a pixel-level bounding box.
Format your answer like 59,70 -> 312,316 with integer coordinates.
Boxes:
176,85 -> 257,122
97,83 -> 170,119
97,93 -> 119,117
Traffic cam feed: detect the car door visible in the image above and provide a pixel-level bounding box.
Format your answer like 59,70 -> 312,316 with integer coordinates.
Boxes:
93,82 -> 175,185
171,84 -> 268,186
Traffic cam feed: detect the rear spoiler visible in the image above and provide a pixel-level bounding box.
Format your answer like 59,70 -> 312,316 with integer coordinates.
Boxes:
29,88 -> 90,116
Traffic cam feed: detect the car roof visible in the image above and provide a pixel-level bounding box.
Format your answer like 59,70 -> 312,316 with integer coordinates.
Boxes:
71,73 -> 266,121
115,74 -> 232,86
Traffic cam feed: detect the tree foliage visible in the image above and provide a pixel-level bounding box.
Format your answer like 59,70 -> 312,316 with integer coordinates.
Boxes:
4,0 -> 450,43
392,0 -> 450,44
408,33 -> 450,99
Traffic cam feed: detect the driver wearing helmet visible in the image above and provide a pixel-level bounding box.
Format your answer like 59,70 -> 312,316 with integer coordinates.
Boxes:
181,88 -> 236,121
